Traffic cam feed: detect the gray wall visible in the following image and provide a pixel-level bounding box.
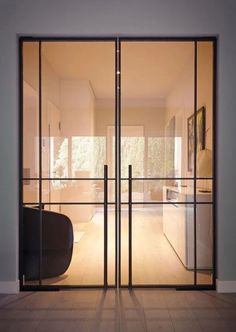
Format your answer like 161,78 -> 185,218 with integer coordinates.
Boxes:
0,0 -> 236,284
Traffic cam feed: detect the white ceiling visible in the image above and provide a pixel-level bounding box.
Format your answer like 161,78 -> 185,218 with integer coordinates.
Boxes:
42,41 -> 194,101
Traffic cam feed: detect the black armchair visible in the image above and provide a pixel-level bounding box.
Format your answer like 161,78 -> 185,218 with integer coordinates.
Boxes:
23,207 -> 74,281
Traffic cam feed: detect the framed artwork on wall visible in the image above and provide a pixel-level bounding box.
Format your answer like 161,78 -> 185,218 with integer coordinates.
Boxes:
187,106 -> 206,172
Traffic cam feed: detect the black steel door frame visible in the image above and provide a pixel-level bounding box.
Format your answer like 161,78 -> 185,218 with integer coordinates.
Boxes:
19,36 -> 217,291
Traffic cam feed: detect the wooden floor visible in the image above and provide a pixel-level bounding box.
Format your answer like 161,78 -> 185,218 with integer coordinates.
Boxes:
27,207 -> 211,286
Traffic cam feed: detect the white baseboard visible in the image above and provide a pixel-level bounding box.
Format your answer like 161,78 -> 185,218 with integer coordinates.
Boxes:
217,279 -> 236,293
0,281 -> 19,294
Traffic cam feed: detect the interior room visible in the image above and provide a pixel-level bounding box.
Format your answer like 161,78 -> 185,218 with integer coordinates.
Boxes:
22,40 -> 214,287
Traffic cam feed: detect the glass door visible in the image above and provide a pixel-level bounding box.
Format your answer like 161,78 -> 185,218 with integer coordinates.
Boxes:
120,40 -> 215,287
21,40 -> 116,287
20,37 -> 215,289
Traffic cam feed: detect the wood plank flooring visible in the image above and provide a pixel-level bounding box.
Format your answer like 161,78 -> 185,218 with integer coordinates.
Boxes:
25,207 -> 211,286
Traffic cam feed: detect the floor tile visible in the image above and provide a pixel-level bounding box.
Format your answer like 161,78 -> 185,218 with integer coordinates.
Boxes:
172,320 -> 203,332
168,308 -> 195,320
0,290 -> 236,332
216,307 -> 236,319
144,308 -> 170,320
191,308 -> 221,319
146,321 -> 175,332
198,319 -> 231,332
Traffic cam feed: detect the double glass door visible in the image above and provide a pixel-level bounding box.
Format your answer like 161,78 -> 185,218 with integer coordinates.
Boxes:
21,38 -> 215,289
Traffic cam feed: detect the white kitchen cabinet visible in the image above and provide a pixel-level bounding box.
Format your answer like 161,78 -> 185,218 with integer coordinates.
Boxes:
163,186 -> 212,269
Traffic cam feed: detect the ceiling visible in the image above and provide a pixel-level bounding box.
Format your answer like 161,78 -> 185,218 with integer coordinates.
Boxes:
42,41 -> 194,101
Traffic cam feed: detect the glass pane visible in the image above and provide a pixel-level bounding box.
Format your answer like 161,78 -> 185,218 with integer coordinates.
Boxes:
108,206 -> 116,286
196,179 -> 213,202
196,204 -> 213,285
37,41 -> 115,286
22,205 -> 40,286
40,204 -> 111,286
121,41 -> 194,180
196,42 -> 213,179
132,204 -> 194,285
108,180 -> 115,204
121,41 -> 195,285
196,42 -> 214,286
23,180 -> 39,204
121,180 -> 128,203
41,179 -> 115,206
121,134 -> 145,178
23,42 -> 39,179
72,137 -> 106,178
121,205 -> 129,286
48,136 -> 69,178
126,179 -> 194,203
41,179 -> 105,204
41,41 -> 115,179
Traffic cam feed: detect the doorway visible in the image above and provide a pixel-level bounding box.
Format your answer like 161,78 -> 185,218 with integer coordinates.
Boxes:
20,37 -> 216,290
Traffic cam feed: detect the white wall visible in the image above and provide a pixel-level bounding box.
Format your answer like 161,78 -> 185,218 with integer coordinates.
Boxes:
60,79 -> 95,137
0,0 -> 236,292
